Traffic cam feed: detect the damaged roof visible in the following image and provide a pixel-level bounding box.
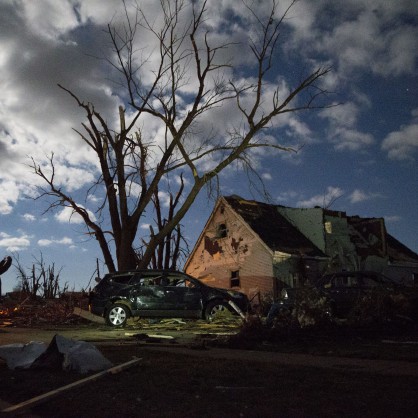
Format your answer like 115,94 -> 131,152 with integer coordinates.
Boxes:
386,233 -> 418,263
224,196 -> 326,257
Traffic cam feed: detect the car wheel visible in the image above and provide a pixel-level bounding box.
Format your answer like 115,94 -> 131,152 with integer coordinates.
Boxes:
106,303 -> 130,327
205,300 -> 230,322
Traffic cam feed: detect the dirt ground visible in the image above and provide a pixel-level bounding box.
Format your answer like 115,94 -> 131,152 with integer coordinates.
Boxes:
1,319 -> 418,418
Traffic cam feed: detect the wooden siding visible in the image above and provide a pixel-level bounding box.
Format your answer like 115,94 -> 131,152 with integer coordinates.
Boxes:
185,202 -> 275,300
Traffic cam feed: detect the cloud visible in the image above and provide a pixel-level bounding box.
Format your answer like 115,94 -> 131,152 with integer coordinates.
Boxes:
297,186 -> 344,208
320,103 -> 375,151
157,191 -> 172,208
381,117 -> 418,161
331,128 -> 375,152
320,102 -> 360,128
0,232 -> 31,251
22,213 -> 36,221
55,206 -> 97,224
0,0 -> 119,214
348,189 -> 383,204
288,1 -> 418,78
0,180 -> 19,215
38,236 -> 73,247
87,194 -> 100,203
276,190 -> 299,204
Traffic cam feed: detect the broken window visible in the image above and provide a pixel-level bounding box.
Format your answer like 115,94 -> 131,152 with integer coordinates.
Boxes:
230,270 -> 240,288
325,221 -> 332,234
216,223 -> 228,238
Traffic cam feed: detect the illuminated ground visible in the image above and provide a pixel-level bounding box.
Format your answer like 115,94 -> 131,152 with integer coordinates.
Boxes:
1,309 -> 418,416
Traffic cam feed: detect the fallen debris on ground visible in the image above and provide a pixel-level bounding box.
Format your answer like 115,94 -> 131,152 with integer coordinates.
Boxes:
0,292 -> 89,327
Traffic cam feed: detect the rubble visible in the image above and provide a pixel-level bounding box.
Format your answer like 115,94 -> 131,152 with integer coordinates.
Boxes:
0,292 -> 90,327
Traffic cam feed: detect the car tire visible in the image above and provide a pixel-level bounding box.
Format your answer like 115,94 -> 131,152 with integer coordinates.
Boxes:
106,303 -> 130,327
205,300 -> 230,322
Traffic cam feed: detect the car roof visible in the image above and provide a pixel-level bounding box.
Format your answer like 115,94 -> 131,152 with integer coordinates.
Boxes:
320,271 -> 395,284
108,269 -> 186,275
323,271 -> 386,278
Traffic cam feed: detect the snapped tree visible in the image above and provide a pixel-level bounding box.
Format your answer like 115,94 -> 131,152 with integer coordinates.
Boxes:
31,0 -> 333,273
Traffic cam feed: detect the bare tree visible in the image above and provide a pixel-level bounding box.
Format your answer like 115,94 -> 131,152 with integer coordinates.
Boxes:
137,178 -> 189,270
14,253 -> 67,299
31,0 -> 333,273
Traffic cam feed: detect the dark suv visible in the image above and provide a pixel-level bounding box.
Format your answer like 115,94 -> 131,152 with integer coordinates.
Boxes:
89,270 -> 249,326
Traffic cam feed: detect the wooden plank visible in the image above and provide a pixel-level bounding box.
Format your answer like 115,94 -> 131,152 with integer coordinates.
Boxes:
227,300 -> 246,319
2,357 -> 142,414
73,307 -> 105,324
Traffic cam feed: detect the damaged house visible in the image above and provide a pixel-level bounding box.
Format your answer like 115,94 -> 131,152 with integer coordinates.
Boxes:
185,196 -> 418,301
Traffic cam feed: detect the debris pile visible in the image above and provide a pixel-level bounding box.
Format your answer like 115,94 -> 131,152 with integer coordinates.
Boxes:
0,292 -> 90,327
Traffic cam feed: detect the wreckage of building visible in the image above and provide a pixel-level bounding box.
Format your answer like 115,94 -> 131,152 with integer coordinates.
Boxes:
185,196 -> 418,301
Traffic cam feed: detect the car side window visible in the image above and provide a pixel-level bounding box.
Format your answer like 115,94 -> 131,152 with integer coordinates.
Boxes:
139,276 -> 155,286
149,275 -> 168,286
167,275 -> 196,288
330,275 -> 358,288
110,274 -> 133,284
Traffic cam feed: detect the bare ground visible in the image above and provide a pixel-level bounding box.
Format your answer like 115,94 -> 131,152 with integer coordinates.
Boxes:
1,319 -> 418,418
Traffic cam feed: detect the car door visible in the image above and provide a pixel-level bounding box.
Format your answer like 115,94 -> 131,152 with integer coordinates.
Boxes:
129,274 -> 170,313
163,274 -> 202,313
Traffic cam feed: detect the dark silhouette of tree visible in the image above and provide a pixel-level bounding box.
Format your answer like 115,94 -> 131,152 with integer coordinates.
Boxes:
31,0 -> 333,273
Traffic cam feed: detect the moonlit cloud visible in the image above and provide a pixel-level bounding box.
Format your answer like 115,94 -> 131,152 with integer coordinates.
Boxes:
0,232 -> 31,251
0,180 -> 19,215
297,186 -> 344,208
331,128 -> 375,152
22,213 -> 36,221
276,191 -> 299,204
382,113 -> 418,161
38,236 -> 73,247
55,206 -> 97,224
348,189 -> 383,204
320,103 -> 375,151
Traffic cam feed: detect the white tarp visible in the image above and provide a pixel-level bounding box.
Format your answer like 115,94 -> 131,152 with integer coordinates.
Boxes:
0,334 -> 112,373
0,340 -> 46,369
